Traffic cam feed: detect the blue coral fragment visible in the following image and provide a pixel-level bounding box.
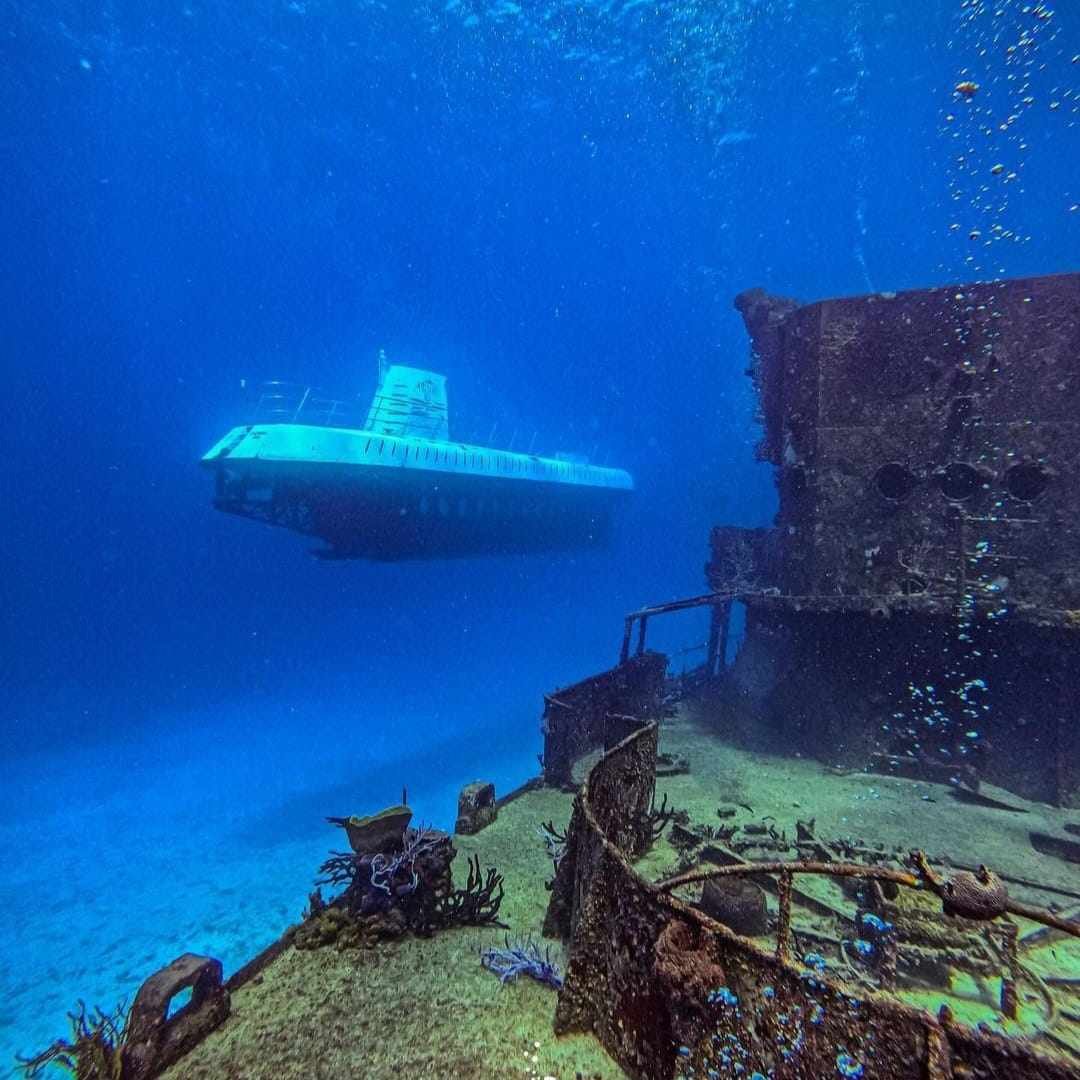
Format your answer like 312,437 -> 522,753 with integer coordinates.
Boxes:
707,986 -> 739,1006
860,913 -> 893,934
480,936 -> 564,989
836,1051 -> 864,1077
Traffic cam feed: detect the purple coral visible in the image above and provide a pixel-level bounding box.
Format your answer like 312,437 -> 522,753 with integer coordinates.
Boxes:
481,937 -> 564,990
370,824 -> 441,896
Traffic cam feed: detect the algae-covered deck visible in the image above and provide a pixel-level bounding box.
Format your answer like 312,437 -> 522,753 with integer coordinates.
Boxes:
163,786 -> 627,1080
164,704 -> 1080,1079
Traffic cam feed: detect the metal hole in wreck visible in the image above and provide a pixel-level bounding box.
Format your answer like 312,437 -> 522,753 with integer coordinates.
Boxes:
874,462 -> 916,501
937,461 -> 981,502
1005,462 -> 1050,502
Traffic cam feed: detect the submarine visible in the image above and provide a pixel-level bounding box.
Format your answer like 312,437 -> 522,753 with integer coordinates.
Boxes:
201,363 -> 634,559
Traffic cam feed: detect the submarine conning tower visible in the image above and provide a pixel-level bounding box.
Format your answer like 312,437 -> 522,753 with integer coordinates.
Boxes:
703,271 -> 1080,807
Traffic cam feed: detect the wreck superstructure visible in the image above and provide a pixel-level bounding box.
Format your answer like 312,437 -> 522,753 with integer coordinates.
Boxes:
704,271 -> 1080,807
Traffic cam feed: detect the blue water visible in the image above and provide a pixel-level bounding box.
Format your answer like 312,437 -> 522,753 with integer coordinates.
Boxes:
2,0 -> 1077,1070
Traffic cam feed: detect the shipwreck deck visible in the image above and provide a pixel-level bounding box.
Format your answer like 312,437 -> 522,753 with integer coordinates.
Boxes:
163,706 -> 1080,1078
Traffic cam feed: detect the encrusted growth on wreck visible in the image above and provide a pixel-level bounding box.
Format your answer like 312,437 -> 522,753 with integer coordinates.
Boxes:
543,722 -> 1079,1080
733,273 -> 1080,611
309,811 -> 505,943
705,272 -> 1080,806
540,651 -> 666,789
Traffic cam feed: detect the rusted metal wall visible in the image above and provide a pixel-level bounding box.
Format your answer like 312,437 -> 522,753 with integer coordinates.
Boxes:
703,598 -> 1080,805
710,272 -> 1080,806
541,652 -> 667,789
734,272 -> 1080,611
544,725 -> 1077,1080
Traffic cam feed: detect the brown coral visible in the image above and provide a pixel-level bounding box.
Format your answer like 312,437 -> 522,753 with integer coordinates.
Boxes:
941,865 -> 1007,920
652,918 -> 726,1004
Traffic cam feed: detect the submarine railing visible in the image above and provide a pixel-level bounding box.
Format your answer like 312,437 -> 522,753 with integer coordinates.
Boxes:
252,381 -> 362,428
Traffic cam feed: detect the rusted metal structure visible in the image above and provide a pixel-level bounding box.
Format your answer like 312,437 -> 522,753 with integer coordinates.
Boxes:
734,273 -> 1080,608
701,271 -> 1080,805
540,650 -> 667,789
544,721 -> 1079,1080
125,954 -> 230,1079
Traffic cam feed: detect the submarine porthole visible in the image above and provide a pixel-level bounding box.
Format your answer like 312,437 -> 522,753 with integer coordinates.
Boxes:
1005,462 -> 1049,502
874,462 -> 916,501
938,462 -> 981,501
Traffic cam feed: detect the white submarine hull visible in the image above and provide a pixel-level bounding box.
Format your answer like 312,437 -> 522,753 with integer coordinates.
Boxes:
201,365 -> 633,560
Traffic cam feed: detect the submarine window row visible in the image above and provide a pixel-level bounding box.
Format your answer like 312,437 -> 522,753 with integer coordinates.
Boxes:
872,460 -> 1051,503
414,494 -> 570,518
359,439 -> 583,480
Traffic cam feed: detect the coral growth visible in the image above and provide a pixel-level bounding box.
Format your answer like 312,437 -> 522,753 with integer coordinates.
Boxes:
293,904 -> 407,951
427,854 -> 506,931
19,1000 -> 128,1079
480,937 -> 564,990
652,918 -> 726,1006
304,822 -> 505,949
538,819 -> 568,890
317,824 -> 449,918
645,791 -> 680,847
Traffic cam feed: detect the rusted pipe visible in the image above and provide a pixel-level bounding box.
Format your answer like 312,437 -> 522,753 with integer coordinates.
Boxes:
659,856 -> 1080,938
635,615 -> 648,656
775,869 -> 793,963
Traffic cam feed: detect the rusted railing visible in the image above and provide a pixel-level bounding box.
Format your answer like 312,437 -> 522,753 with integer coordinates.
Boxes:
619,590 -> 738,672
541,653 -> 666,788
544,721 -> 1079,1080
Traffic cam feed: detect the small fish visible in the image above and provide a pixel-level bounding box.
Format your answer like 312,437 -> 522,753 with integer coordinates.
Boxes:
715,129 -> 756,147
955,80 -> 980,98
